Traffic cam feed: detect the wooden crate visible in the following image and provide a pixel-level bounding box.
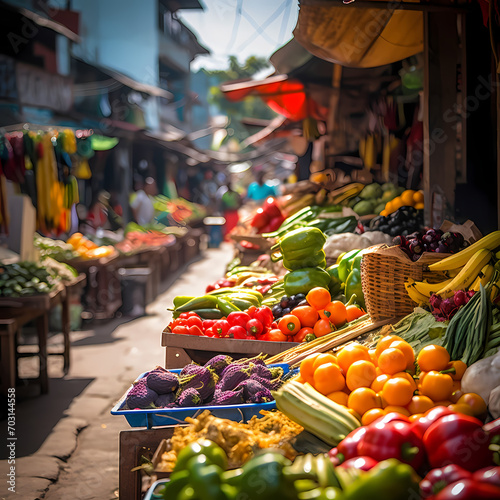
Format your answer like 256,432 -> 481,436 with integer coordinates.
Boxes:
162,329 -> 297,368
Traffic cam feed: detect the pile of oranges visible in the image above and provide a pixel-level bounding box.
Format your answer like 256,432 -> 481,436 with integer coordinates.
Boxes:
297,334 -> 486,426
379,189 -> 424,217
67,233 -> 116,260
277,287 -> 366,342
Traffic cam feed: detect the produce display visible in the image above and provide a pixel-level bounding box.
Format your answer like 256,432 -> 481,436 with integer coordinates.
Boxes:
153,195 -> 206,225
34,234 -> 79,261
155,410 -> 303,471
0,262 -> 55,296
121,356 -> 286,410
114,230 -> 175,254
66,232 -> 116,260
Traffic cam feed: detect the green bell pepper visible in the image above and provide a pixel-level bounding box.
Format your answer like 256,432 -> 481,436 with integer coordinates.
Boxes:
271,227 -> 327,271
174,439 -> 228,473
160,470 -> 191,499
326,264 -> 343,297
227,451 -> 297,500
284,267 -> 331,296
345,268 -> 365,310
337,249 -> 361,283
342,459 -> 420,500
187,455 -> 229,500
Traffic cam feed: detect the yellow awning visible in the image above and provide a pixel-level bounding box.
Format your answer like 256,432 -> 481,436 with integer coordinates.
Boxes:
294,0 -> 423,68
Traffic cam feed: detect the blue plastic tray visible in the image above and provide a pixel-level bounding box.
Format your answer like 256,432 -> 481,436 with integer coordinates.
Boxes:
144,479 -> 169,500
111,363 -> 290,428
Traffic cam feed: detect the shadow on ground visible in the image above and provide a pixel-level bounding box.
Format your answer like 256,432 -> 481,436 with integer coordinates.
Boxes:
0,377 -> 93,458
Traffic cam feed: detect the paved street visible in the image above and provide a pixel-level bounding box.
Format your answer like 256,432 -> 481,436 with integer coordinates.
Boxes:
0,243 -> 235,500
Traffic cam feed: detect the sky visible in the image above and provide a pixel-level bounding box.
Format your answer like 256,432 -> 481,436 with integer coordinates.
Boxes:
178,0 -> 299,71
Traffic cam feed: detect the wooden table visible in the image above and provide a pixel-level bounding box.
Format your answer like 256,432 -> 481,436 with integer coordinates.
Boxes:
0,274 -> 86,395
119,426 -> 176,500
69,253 -> 122,320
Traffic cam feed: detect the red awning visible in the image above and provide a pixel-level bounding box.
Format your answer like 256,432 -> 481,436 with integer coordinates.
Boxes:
220,74 -> 328,122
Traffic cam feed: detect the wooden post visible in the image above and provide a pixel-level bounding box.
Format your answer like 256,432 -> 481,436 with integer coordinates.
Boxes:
423,11 -> 460,227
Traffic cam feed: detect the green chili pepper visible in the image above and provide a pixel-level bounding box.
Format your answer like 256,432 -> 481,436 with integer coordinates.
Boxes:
216,296 -> 241,316
283,267 -> 331,296
173,296 -> 196,308
345,268 -> 365,310
271,227 -> 327,270
338,249 -> 361,283
175,295 -> 219,312
342,459 -> 420,500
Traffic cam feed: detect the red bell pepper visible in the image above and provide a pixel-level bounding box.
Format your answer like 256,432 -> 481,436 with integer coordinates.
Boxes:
204,327 -> 218,338
336,426 -> 367,462
202,319 -> 215,331
428,479 -> 500,499
473,467 -> 500,488
376,412 -> 411,425
250,208 -> 270,230
227,325 -> 247,339
213,320 -> 230,338
483,417 -> 500,438
411,406 -> 455,439
246,318 -> 264,336
357,420 -> 425,470
227,311 -> 251,329
423,413 -> 494,472
420,464 -> 472,498
188,325 -> 203,336
262,197 -> 282,219
253,306 -> 274,328
339,456 -> 378,471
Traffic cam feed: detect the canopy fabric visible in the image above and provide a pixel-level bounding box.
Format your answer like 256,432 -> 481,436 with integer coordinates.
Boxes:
220,75 -> 328,121
294,0 -> 423,68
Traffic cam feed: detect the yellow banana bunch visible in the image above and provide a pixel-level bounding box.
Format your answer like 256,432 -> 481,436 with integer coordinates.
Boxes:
328,183 -> 365,205
409,278 -> 453,298
405,279 -> 431,305
428,231 -> 500,271
471,264 -> 495,292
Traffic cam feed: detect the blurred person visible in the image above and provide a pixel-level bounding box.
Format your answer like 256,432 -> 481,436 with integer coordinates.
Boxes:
85,191 -> 109,232
107,191 -> 124,231
130,176 -> 155,226
246,170 -> 278,202
219,182 -> 242,240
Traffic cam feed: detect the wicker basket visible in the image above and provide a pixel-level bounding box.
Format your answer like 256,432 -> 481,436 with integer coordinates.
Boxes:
361,244 -> 451,321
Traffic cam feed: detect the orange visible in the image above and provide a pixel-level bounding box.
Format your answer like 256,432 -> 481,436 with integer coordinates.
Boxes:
407,395 -> 434,415
419,371 -> 454,401
306,287 -> 331,310
417,345 -> 450,372
414,202 -> 425,210
371,373 -> 390,393
374,335 -> 404,359
346,305 -> 365,322
446,360 -> 467,381
368,349 -> 378,366
450,389 -> 464,403
361,408 -> 386,426
409,413 -> 423,422
292,306 -> 319,328
377,348 -> 407,375
457,393 -> 487,417
337,344 -> 371,373
381,377 -> 414,407
323,301 -> 348,328
346,360 -> 377,391
400,190 -> 416,206
393,371 -> 417,391
413,190 -> 424,204
299,353 -> 322,385
384,405 -> 411,417
347,387 -> 382,416
313,363 -> 345,395
312,353 -> 338,371
389,340 -> 415,371
326,391 -> 349,406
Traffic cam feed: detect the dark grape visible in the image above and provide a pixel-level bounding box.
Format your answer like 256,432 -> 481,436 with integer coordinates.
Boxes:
282,307 -> 291,315
280,296 -> 290,308
272,305 -> 282,318
294,293 -> 306,302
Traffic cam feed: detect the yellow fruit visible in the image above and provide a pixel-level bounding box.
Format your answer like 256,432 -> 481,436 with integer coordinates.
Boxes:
401,190 -> 416,206
414,202 -> 425,210
413,190 -> 424,204
379,210 -> 388,217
